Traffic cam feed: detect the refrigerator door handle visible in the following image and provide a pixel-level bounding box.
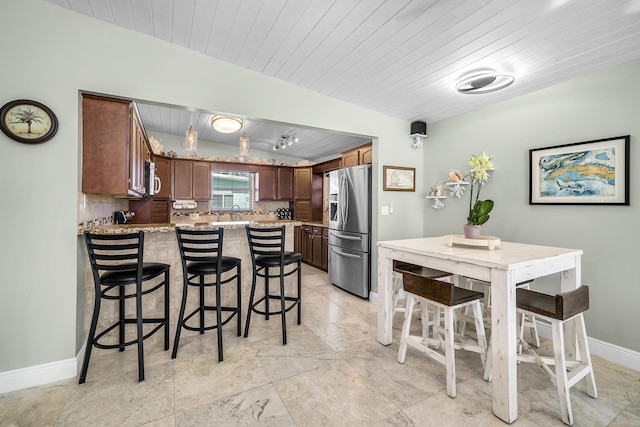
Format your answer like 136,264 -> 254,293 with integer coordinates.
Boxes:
339,173 -> 348,228
332,249 -> 362,259
333,234 -> 361,241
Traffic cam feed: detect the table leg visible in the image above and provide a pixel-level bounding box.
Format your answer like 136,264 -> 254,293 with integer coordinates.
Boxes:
377,248 -> 394,345
560,255 -> 581,359
490,270 -> 519,423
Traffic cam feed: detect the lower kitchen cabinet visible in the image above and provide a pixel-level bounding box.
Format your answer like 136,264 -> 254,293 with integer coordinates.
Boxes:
295,225 -> 328,271
128,198 -> 170,224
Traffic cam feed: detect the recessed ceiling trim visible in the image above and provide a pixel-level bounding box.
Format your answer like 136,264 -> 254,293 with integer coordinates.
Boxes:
456,73 -> 515,94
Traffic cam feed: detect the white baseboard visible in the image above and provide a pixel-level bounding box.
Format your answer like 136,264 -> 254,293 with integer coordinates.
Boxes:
0,357 -> 78,394
369,291 -> 640,373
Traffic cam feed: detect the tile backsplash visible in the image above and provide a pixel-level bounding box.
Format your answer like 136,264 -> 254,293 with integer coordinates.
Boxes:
77,193 -> 128,228
78,193 -> 291,228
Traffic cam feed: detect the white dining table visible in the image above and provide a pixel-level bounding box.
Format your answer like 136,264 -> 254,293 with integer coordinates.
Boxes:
377,236 -> 582,424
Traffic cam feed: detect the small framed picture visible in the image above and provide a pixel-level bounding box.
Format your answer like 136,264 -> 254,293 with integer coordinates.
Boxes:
529,135 -> 630,205
383,165 -> 416,191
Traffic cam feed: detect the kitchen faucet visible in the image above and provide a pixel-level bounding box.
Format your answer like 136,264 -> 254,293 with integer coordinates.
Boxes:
230,205 -> 242,221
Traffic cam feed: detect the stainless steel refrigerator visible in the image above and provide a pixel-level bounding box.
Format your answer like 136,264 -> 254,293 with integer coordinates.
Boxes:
328,164 -> 371,298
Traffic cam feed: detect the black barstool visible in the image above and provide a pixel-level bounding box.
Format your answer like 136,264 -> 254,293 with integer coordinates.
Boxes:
173,227 -> 241,361
244,225 -> 301,345
81,231 -> 170,384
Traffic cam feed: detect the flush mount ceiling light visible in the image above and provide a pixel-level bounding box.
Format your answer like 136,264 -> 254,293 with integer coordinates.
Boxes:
272,134 -> 299,151
211,116 -> 243,133
456,72 -> 515,94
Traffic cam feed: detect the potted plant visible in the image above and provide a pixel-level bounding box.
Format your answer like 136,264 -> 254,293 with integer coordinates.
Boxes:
450,152 -> 494,239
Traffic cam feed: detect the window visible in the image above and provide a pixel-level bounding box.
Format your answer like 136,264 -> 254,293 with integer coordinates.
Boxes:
211,171 -> 255,211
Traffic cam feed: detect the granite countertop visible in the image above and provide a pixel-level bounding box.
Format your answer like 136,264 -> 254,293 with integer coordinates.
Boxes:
78,220 -> 303,235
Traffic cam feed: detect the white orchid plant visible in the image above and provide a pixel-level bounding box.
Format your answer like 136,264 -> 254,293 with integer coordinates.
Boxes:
445,152 -> 494,226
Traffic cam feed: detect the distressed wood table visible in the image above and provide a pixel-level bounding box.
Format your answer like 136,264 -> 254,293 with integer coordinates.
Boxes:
377,236 -> 582,424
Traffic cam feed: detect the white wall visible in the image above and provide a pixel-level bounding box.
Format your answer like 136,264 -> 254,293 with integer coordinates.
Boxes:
423,60 -> 640,352
0,0 -> 420,377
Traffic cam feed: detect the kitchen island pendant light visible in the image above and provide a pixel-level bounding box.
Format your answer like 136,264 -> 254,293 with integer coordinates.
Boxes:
239,133 -> 250,156
211,116 -> 243,133
185,124 -> 197,152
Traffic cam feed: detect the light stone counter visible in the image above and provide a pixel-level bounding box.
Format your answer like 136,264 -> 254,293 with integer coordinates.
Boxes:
79,221 -> 301,353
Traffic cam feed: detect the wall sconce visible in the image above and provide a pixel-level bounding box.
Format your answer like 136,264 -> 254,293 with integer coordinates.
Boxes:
239,133 -> 250,156
410,120 -> 427,149
211,116 -> 243,133
185,124 -> 197,152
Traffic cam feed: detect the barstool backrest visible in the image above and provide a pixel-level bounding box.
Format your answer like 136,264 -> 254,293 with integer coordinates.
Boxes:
245,225 -> 286,263
175,227 -> 225,270
84,231 -> 144,282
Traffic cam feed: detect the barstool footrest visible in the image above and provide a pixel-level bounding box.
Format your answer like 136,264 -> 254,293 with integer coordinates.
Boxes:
180,306 -> 240,332
251,294 -> 300,316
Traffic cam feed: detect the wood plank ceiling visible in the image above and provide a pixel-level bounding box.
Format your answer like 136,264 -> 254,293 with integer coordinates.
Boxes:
45,0 -> 640,160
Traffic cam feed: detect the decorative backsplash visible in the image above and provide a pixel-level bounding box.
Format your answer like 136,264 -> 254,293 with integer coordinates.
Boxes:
77,193 -> 128,228
78,193 -> 291,228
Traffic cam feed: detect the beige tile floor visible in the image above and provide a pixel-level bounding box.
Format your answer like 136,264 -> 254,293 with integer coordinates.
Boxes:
1,264 -> 639,426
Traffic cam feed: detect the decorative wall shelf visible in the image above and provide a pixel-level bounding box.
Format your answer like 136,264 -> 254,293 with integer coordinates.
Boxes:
426,195 -> 446,210
445,181 -> 469,198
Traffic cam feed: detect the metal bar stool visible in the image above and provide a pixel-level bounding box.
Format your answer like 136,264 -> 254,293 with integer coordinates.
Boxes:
173,227 -> 241,361
396,264 -> 487,398
244,225 -> 301,345
81,231 -> 170,384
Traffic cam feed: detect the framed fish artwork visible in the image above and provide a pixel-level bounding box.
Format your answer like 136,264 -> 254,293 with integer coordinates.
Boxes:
529,135 -> 629,205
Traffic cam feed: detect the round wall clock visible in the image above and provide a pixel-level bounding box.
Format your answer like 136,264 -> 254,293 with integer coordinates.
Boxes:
0,99 -> 58,144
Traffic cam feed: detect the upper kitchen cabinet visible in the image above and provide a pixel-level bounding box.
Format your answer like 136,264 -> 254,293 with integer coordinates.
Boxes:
340,142 -> 372,168
277,167 -> 294,200
192,161 -> 211,200
293,167 -> 312,200
82,94 -> 150,197
172,159 -> 210,201
257,167 -> 277,200
257,166 -> 294,201
293,167 -> 312,221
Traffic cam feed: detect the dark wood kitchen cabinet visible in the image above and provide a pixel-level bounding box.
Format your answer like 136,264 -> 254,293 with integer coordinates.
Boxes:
258,166 -> 294,201
192,161 -> 211,200
340,142 -> 372,168
297,225 -> 328,271
128,198 -> 170,224
172,160 -> 210,201
277,167 -> 294,200
258,167 -> 277,200
82,94 -> 150,197
293,167 -> 312,221
172,160 -> 192,200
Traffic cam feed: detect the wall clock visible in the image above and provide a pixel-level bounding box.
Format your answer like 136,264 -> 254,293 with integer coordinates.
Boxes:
0,99 -> 58,144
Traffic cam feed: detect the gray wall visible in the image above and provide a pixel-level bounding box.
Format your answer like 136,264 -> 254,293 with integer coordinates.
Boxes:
423,60 -> 640,352
0,0 -> 420,374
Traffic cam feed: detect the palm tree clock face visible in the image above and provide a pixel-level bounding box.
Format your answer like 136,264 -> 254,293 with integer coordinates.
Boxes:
0,99 -> 58,144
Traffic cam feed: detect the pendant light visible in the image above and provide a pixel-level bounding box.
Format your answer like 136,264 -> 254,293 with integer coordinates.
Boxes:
239,133 -> 250,156
185,113 -> 197,152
